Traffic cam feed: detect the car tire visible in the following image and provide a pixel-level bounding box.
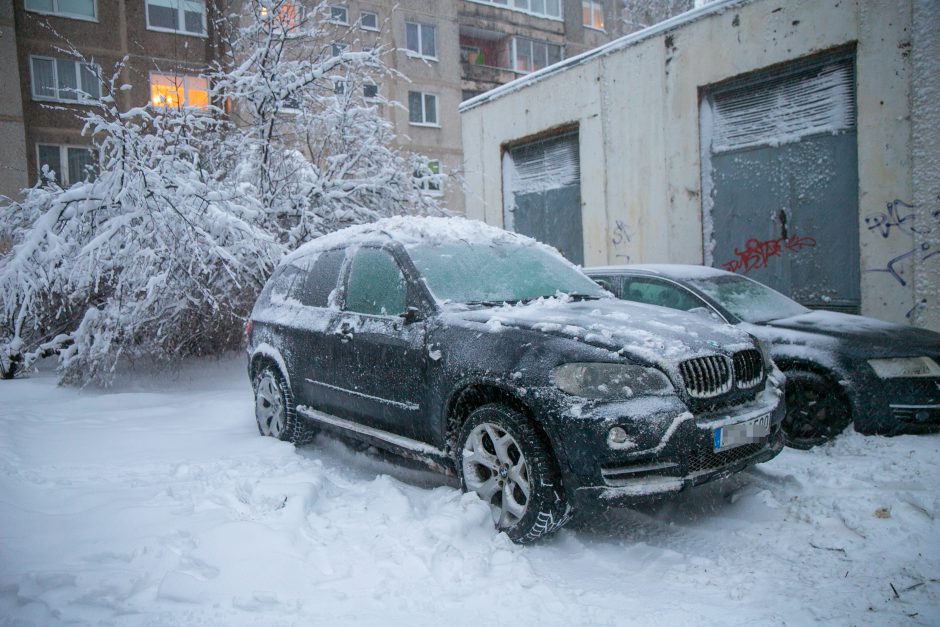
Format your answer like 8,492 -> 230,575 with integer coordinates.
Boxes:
781,370 -> 851,449
457,403 -> 570,543
253,366 -> 313,445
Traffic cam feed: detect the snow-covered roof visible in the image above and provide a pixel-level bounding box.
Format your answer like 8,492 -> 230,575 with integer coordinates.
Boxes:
459,0 -> 752,113
284,215 -> 549,264
586,264 -> 732,280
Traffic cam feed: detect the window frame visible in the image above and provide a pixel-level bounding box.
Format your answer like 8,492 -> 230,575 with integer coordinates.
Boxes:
582,0 -> 605,31
404,21 -> 437,60
149,72 -> 211,109
35,143 -> 97,187
510,37 -> 563,73
328,5 -> 348,24
359,10 -> 379,31
29,55 -> 101,104
407,90 -> 439,127
415,159 -> 442,194
25,0 -> 97,21
144,0 -> 208,38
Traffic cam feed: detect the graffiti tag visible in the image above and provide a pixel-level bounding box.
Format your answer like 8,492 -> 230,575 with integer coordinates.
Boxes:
721,235 -> 817,274
865,198 -> 940,239
866,242 -> 940,287
611,220 -> 633,246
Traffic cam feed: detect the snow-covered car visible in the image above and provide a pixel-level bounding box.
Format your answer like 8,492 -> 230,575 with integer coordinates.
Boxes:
246,218 -> 785,542
585,264 -> 940,448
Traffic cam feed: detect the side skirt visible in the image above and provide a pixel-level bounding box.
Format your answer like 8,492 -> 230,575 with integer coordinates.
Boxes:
296,405 -> 456,476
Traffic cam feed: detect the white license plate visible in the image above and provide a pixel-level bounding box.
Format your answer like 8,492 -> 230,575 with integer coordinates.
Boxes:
714,413 -> 771,452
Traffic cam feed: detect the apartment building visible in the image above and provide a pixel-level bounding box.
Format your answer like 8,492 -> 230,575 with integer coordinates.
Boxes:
1,0 -> 624,212
2,0 -> 221,201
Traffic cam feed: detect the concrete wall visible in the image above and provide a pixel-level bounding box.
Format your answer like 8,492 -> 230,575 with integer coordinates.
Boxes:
461,0 -> 939,330
0,0 -> 27,202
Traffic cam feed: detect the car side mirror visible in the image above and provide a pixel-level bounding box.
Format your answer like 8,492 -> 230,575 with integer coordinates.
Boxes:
401,306 -> 424,324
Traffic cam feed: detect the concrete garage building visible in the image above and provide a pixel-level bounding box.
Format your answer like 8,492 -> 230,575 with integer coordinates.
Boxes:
460,0 -> 940,332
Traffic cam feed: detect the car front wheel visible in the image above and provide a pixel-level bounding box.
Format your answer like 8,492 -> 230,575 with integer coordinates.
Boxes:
781,370 -> 851,449
457,404 -> 569,543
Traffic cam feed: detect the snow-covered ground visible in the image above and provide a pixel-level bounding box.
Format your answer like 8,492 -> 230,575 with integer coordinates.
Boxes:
1,357 -> 938,626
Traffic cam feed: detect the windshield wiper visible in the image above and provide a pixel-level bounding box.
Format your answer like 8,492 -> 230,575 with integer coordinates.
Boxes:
567,293 -> 602,301
463,299 -> 520,307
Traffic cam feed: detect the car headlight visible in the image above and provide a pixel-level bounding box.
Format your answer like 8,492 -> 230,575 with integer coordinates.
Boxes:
754,338 -> 773,370
867,357 -> 940,379
551,363 -> 674,400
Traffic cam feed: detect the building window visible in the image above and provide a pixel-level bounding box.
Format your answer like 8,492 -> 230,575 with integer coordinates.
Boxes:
360,11 -> 378,30
405,22 -> 436,59
329,5 -> 347,24
30,56 -> 100,103
408,91 -> 438,126
511,37 -> 562,73
415,159 -> 442,193
363,83 -> 379,99
36,144 -> 97,186
333,79 -> 345,95
582,1 -> 604,30
150,73 -> 210,108
25,0 -> 96,20
331,42 -> 348,56
260,1 -> 299,31
473,0 -> 561,19
146,0 -> 206,36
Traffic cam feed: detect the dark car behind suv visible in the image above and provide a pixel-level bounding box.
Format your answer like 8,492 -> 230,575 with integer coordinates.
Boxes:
247,217 -> 785,542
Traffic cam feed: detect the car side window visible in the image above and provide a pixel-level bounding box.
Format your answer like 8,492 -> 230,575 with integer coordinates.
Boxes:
621,278 -> 703,311
591,275 -> 622,297
344,247 -> 407,316
264,264 -> 303,305
295,249 -> 345,308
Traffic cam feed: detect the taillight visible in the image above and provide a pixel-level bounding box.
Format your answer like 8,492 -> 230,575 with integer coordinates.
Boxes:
245,319 -> 253,341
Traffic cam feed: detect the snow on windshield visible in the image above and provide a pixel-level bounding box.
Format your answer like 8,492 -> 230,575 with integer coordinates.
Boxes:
690,275 -> 810,323
408,242 -> 606,304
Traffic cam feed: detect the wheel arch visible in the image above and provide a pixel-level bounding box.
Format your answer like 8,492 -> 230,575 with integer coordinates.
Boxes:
248,343 -> 292,391
774,357 -> 854,422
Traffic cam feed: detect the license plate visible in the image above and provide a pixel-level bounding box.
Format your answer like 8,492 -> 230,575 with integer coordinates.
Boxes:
714,413 -> 771,452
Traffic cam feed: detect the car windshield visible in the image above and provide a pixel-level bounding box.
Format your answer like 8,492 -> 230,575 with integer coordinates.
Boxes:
407,242 -> 607,304
688,274 -> 810,323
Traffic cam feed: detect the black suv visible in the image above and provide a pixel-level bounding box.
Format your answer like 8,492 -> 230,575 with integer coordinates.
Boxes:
247,217 -> 785,542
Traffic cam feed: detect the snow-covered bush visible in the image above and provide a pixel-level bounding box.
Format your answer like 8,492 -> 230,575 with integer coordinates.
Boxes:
0,71 -> 278,384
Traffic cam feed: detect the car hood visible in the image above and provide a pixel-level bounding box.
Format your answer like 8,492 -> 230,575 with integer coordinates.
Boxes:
749,310 -> 940,357
446,297 -> 754,367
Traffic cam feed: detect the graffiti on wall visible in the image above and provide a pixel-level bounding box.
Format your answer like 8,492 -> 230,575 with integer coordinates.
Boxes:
721,235 -> 817,274
864,197 -> 940,287
610,219 -> 634,261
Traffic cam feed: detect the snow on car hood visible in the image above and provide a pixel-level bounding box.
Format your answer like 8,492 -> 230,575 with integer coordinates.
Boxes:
757,310 -> 940,357
448,295 -> 754,367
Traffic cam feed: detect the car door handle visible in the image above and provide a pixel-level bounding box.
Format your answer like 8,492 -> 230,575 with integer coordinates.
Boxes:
339,323 -> 354,343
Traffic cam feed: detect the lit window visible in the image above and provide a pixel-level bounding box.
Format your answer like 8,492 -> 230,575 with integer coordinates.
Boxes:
582,1 -> 604,30
150,73 -> 210,108
511,37 -> 562,73
329,5 -> 347,24
260,1 -> 299,31
360,11 -> 378,30
36,144 -> 97,186
408,91 -> 438,126
25,0 -> 96,19
405,22 -> 436,59
30,56 -> 100,102
146,0 -> 206,36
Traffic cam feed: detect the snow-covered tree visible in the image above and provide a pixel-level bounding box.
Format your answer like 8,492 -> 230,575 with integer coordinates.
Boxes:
213,0 -> 444,247
0,64 -> 278,383
622,0 -> 696,32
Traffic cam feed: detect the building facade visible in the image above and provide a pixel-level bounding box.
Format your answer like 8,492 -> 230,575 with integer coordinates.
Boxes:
460,0 -> 940,331
1,0 -> 627,213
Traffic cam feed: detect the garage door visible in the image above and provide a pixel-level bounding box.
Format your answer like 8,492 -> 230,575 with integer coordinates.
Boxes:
502,130 -> 584,265
701,51 -> 859,312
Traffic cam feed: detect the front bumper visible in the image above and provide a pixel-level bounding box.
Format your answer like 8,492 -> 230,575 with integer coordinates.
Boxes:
540,381 -> 786,510
850,372 -> 940,435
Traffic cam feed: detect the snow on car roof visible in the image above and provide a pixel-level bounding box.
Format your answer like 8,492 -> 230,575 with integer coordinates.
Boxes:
586,264 -> 733,280
283,216 -> 554,265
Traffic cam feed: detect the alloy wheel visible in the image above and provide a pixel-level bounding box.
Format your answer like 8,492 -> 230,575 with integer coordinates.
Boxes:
462,422 -> 531,528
